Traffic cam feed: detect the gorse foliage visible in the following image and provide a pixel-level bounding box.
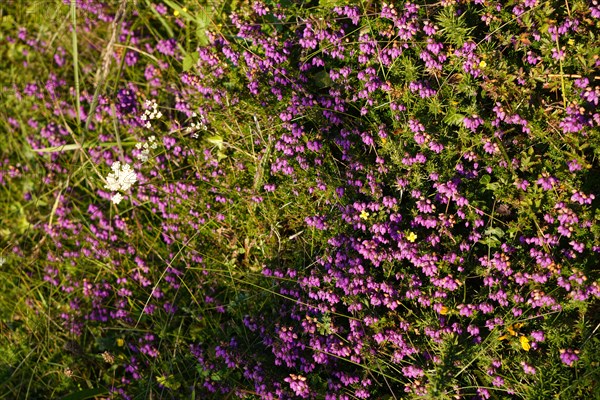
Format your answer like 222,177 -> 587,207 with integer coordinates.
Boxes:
1,0 -> 599,399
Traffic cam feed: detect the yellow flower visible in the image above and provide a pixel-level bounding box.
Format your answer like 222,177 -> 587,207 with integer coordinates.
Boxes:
406,231 -> 417,242
520,336 -> 530,351
479,60 -> 487,69
439,306 -> 449,315
359,210 -> 369,220
116,338 -> 124,347
507,322 -> 523,336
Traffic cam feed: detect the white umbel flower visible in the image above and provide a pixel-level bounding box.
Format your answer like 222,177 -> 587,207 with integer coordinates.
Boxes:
135,136 -> 158,162
104,161 -> 137,192
105,174 -> 121,191
104,161 -> 137,205
116,164 -> 137,190
141,99 -> 162,128
111,192 -> 124,204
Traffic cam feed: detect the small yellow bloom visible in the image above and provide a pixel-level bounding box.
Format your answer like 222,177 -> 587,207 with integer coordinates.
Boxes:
439,306 -> 449,315
116,338 -> 124,347
520,336 -> 530,351
359,210 -> 369,220
406,231 -> 417,242
507,322 -> 523,336
174,7 -> 188,16
479,60 -> 487,69
568,38 -> 575,46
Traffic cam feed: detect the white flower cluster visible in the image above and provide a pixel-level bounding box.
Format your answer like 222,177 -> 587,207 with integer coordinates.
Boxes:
186,112 -> 207,138
135,135 -> 158,162
104,161 -> 137,205
140,99 -> 162,128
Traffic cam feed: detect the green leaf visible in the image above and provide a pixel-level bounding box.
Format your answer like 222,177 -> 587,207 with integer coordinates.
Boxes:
196,7 -> 211,46
428,97 -> 443,115
197,26 -> 209,47
197,365 -> 211,377
182,52 -> 198,72
156,375 -> 181,390
481,236 -> 501,248
206,135 -> 224,150
484,227 -> 505,238
217,151 -> 227,161
319,0 -> 344,7
443,111 -> 465,126
486,182 -> 500,191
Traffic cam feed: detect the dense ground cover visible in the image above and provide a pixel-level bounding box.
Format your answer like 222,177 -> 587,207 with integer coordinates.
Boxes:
1,0 -> 599,398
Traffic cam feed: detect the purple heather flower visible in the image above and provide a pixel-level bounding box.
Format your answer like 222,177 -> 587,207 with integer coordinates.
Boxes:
514,179 -> 530,191
568,159 -> 582,172
571,190 -> 595,205
575,77 -> 590,89
592,0 -> 600,18
402,365 -> 424,378
252,1 -> 269,16
521,362 -> 536,375
408,118 -> 425,133
156,39 -> 178,56
154,3 -> 167,14
463,115 -> 483,131
423,20 -> 438,36
582,86 -> 600,105
284,374 -> 310,398
536,174 -> 558,190
551,47 -> 566,61
380,3 -> 397,19
477,387 -> 491,399
116,88 -> 138,114
559,349 -> 579,366
467,324 -> 480,336
530,330 -> 545,342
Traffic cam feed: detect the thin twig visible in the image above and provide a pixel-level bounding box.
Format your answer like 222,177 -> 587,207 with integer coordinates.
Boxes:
546,74 -> 600,80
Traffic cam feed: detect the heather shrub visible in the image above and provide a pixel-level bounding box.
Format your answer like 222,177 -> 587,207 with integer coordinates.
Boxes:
1,0 -> 599,399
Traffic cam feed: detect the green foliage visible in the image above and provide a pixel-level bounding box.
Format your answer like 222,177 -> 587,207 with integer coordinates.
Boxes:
1,0 -> 599,399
